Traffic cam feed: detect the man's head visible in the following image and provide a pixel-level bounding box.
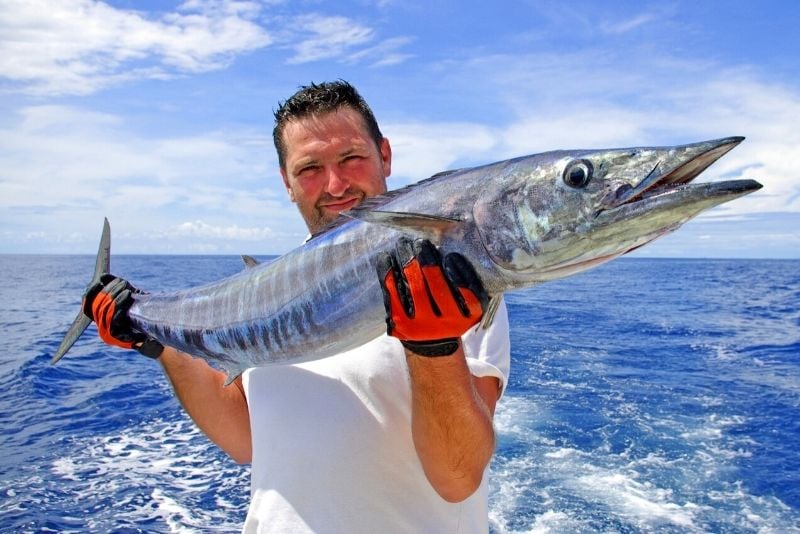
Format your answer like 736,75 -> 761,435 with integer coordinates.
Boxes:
273,80 -> 392,234
274,81 -> 383,169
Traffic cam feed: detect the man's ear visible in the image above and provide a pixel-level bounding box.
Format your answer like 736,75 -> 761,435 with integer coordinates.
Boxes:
380,137 -> 392,178
280,168 -> 296,202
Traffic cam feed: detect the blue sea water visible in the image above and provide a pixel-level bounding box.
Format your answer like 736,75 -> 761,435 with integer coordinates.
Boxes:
0,255 -> 798,532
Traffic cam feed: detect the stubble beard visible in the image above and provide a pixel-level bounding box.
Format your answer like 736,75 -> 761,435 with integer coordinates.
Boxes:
306,189 -> 367,234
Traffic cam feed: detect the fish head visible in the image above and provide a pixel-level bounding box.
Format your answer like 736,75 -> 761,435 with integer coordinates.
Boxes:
473,137 -> 762,282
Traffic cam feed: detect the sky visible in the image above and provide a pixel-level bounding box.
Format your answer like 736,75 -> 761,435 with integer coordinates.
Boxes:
1,0 -> 798,258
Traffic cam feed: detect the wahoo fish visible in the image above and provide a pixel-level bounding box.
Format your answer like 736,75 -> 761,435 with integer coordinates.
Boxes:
52,137 -> 762,382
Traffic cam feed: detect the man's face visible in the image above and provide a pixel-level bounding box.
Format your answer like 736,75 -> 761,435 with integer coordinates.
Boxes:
280,107 -> 392,234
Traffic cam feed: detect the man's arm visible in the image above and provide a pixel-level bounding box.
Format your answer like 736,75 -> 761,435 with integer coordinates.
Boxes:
159,348 -> 252,464
83,275 -> 253,464
376,237 -> 502,502
406,345 -> 500,502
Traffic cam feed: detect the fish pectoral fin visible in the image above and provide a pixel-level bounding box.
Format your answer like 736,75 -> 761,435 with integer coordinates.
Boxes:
480,296 -> 503,330
345,210 -> 463,243
241,254 -> 260,268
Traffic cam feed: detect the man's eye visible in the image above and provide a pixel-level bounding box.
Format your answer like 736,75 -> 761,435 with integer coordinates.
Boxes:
298,165 -> 319,175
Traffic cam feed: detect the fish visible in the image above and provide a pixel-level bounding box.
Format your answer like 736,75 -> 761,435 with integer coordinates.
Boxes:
51,137 -> 762,383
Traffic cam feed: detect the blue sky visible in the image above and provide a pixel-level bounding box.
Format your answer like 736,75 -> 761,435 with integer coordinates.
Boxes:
1,0 -> 798,257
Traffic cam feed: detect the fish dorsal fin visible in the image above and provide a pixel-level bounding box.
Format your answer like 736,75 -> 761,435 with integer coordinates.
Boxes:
429,168 -> 464,179
241,254 -> 259,268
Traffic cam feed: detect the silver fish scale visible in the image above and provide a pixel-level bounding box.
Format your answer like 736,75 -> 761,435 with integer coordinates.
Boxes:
127,215 -> 410,374
125,161 -> 502,378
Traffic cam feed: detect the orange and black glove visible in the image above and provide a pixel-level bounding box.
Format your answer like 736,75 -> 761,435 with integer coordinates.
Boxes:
82,274 -> 164,359
376,237 -> 488,357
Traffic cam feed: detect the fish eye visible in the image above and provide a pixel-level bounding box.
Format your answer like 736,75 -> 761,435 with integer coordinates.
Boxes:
563,159 -> 594,189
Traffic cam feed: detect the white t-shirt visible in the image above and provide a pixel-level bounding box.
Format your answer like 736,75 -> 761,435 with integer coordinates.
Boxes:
242,298 -> 510,534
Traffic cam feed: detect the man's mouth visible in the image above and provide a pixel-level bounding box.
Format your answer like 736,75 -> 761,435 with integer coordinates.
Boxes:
320,197 -> 361,213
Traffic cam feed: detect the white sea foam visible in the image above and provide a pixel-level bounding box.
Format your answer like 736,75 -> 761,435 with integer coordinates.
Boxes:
494,395 -> 547,442
573,471 -> 698,528
528,510 -> 579,533
544,447 -> 577,459
149,486 -> 205,533
680,413 -> 747,441
533,435 -> 700,529
487,391 -> 794,533
46,416 -> 249,531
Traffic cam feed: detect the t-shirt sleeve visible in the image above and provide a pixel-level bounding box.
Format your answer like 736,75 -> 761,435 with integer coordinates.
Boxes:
461,296 -> 511,398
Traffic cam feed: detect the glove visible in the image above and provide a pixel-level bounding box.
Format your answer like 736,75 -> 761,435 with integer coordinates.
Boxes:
376,237 -> 488,357
82,274 -> 164,359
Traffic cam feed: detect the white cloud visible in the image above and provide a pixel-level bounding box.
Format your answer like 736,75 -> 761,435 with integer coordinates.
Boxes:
280,14 -> 412,67
498,106 -> 650,155
523,3 -> 675,41
427,51 -> 800,220
0,3 -> 797,258
0,104 -> 273,189
383,122 -> 498,183
370,53 -> 414,68
285,14 -> 374,64
0,104 -> 310,253
600,13 -> 657,35
168,220 -> 274,240
0,0 -> 271,95
0,1 -> 414,95
346,36 -> 415,67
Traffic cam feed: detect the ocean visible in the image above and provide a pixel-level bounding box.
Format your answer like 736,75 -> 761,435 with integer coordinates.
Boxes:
1,255 -> 798,533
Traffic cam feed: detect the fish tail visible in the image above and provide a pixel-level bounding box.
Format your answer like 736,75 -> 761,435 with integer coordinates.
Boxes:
50,218 -> 111,364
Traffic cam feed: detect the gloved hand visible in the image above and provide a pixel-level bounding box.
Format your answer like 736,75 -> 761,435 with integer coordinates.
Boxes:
82,274 -> 164,359
376,237 -> 488,357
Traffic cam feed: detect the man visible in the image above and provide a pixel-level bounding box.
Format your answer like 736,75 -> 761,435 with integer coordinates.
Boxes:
86,81 -> 511,532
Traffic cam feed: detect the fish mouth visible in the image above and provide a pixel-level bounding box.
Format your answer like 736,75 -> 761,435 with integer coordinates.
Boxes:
603,136 -> 760,212
539,137 -> 762,277
592,136 -> 762,255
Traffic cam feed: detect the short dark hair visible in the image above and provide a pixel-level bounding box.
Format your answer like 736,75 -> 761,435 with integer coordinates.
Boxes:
273,80 -> 383,170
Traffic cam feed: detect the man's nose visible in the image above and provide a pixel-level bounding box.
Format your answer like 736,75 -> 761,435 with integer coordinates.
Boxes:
325,167 -> 349,196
